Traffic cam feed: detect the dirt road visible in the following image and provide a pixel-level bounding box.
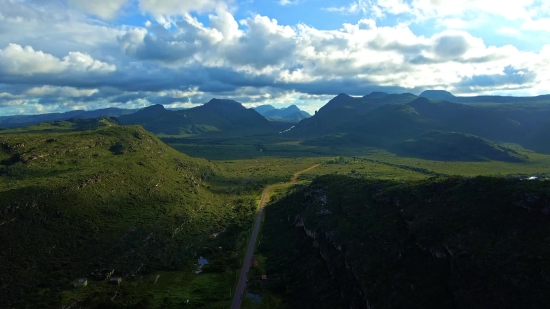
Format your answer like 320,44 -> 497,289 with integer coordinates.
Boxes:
230,164 -> 319,309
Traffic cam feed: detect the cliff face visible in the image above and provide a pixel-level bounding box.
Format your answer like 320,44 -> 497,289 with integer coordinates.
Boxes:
258,175 -> 550,309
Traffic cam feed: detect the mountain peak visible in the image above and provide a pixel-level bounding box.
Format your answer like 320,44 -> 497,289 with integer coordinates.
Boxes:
336,93 -> 351,98
420,90 -> 456,100
206,98 -> 242,106
254,104 -> 276,113
285,104 -> 301,112
135,104 -> 167,116
364,92 -> 388,99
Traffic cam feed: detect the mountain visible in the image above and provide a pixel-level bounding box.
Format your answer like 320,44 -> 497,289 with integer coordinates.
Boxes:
297,93 -> 419,136
0,107 -> 137,128
420,89 -> 550,103
255,104 -> 311,121
419,90 -> 457,101
254,104 -> 277,114
391,130 -> 527,162
296,93 -> 550,155
118,99 -> 273,135
363,91 -> 389,99
258,174 -> 550,309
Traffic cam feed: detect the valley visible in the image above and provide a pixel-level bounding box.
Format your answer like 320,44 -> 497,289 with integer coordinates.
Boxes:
2,91 -> 550,309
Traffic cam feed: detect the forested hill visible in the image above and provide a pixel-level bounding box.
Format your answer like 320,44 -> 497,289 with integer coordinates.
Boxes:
0,119 -> 259,308
258,174 -> 550,309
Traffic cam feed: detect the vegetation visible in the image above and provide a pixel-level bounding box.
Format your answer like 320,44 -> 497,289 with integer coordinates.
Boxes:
0,119 -> 266,308
391,130 -> 528,162
256,175 -> 550,309
3,90 -> 550,308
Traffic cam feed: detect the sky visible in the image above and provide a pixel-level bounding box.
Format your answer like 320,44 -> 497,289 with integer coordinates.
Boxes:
1,0 -> 550,115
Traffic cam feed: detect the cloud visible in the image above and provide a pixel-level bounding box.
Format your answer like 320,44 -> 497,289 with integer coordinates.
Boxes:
497,27 -> 521,35
523,18 -> 550,31
1,0 -> 550,115
138,0 -> 233,26
455,65 -> 537,91
26,86 -> 99,97
66,0 -> 129,19
279,0 -> 298,5
322,1 -> 369,15
0,44 -> 116,76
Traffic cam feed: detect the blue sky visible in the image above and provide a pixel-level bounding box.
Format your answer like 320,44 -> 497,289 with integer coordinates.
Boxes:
0,0 -> 549,115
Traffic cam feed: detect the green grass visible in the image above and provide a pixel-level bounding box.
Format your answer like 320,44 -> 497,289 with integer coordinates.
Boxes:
5,115 -> 550,309
0,120 -> 269,309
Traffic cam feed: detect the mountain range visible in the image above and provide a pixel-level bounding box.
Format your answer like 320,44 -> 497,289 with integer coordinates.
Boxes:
253,104 -> 311,121
3,90 -> 550,159
293,91 -> 550,158
420,90 -> 550,103
0,108 -> 137,128
118,99 -> 276,136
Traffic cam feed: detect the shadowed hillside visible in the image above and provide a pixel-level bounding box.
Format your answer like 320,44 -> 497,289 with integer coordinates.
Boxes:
391,130 -> 528,162
294,94 -> 550,155
257,175 -> 550,309
118,99 -> 273,136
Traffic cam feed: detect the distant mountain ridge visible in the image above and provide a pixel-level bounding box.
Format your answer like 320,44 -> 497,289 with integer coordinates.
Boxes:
0,107 -> 137,128
254,104 -> 311,121
420,90 -> 550,103
118,99 -> 275,135
294,91 -> 550,156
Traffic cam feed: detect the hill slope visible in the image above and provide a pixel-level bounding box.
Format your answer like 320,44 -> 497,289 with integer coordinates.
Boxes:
0,120 -> 256,308
391,130 -> 527,162
295,94 -> 550,154
118,100 -> 273,135
258,175 -> 550,309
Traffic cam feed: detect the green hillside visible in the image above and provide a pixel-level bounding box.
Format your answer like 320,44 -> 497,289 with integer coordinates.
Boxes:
256,174 -> 550,309
0,120 -> 259,308
296,93 -> 420,137
391,130 -> 527,162
118,99 -> 273,136
295,95 -> 550,155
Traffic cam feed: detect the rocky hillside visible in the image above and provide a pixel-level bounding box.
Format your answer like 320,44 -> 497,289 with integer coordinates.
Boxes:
258,175 -> 550,309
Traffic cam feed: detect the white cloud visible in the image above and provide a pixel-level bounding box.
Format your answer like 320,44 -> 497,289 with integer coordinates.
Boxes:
322,1 -> 369,15
497,27 -> 521,35
523,18 -> 550,31
138,0 -> 233,25
438,18 -> 470,29
0,44 -> 116,76
2,0 -> 550,115
26,86 -> 99,97
66,0 -> 129,19
279,0 -> 298,5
